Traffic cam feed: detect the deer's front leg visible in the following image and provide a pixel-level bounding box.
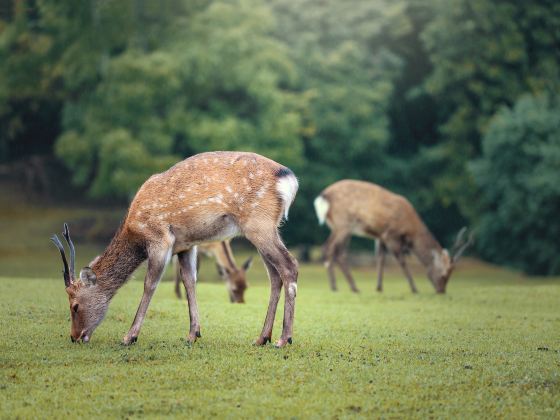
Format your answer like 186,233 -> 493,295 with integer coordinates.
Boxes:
394,252 -> 418,294
177,247 -> 200,344
123,247 -> 170,345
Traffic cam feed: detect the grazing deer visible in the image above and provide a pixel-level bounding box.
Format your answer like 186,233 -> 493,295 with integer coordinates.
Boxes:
174,240 -> 253,303
51,151 -> 298,347
314,180 -> 472,294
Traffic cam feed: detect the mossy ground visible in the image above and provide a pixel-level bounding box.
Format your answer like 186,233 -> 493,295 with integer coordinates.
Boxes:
1,258 -> 559,418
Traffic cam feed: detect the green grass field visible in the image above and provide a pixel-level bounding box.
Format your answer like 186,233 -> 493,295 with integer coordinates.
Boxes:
1,258 -> 559,418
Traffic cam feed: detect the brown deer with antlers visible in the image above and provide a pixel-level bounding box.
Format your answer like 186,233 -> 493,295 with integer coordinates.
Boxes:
51,151 -> 299,347
314,180 -> 472,294
174,240 -> 253,303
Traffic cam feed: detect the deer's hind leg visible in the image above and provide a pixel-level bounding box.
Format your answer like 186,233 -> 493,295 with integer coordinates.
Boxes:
254,255 -> 282,346
376,240 -> 387,292
322,232 -> 338,291
323,230 -> 351,292
246,229 -> 298,348
335,235 -> 359,293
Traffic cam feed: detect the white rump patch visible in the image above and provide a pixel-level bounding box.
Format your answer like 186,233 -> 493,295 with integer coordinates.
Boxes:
313,195 -> 329,225
276,173 -> 299,220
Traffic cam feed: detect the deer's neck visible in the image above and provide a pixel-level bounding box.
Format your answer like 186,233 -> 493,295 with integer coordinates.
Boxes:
91,227 -> 147,299
413,227 -> 443,269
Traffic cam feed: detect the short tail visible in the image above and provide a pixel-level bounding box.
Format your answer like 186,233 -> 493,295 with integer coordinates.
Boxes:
314,195 -> 329,225
276,168 -> 299,220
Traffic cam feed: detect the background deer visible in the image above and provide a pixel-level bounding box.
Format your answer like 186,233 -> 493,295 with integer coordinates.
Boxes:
51,151 -> 298,347
174,239 -> 253,303
314,180 -> 472,294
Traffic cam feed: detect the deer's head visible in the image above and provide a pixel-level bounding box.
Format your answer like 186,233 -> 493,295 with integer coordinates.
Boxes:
51,224 -> 108,343
217,257 -> 253,303
430,227 -> 474,293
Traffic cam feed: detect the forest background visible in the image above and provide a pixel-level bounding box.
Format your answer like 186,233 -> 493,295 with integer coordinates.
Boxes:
1,0 -> 559,275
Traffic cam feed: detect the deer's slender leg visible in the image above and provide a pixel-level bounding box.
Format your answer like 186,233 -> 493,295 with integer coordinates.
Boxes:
376,240 -> 387,292
178,247 -> 201,343
123,246 -> 171,345
174,260 -> 183,299
247,230 -> 298,348
254,254 -> 282,345
394,252 -> 418,293
326,259 -> 337,291
335,235 -> 359,293
323,230 -> 350,292
322,232 -> 338,291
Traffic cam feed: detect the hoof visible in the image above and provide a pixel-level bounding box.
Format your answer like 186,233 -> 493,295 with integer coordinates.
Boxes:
274,337 -> 292,348
186,333 -> 198,345
376,287 -> 383,293
122,336 -> 137,346
254,336 -> 271,346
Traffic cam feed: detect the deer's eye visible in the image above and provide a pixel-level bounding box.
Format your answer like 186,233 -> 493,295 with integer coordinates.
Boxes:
72,304 -> 79,313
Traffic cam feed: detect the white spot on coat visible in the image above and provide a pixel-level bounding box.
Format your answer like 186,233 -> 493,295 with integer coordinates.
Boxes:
256,186 -> 267,198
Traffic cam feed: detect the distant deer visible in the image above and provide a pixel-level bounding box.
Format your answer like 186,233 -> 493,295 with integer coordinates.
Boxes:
174,240 -> 253,303
51,151 -> 298,347
314,180 -> 472,294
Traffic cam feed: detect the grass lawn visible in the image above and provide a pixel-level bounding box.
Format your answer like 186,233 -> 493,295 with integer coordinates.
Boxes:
1,258 -> 559,418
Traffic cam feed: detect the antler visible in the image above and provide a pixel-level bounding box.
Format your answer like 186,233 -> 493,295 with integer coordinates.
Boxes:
50,223 -> 76,287
451,227 -> 474,263
62,223 -> 76,281
50,233 -> 72,287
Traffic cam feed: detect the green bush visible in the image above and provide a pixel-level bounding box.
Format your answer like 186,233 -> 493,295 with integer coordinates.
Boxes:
470,93 -> 560,275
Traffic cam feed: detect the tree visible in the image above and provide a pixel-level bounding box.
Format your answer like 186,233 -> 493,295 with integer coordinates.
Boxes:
470,93 -> 560,275
0,0 -> 138,162
270,0 -> 408,246
55,0 -> 305,200
419,0 -> 560,219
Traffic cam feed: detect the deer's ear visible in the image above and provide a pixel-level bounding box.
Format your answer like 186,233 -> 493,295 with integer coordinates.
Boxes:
79,267 -> 97,286
242,256 -> 253,272
432,250 -> 444,271
216,264 -> 226,277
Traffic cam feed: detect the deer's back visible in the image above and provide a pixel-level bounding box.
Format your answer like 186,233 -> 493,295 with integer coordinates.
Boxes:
321,180 -> 422,238
124,151 -> 289,245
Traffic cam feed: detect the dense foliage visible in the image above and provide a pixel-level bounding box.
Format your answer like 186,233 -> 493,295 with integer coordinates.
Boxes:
1,0 -> 559,273
471,93 -> 560,275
